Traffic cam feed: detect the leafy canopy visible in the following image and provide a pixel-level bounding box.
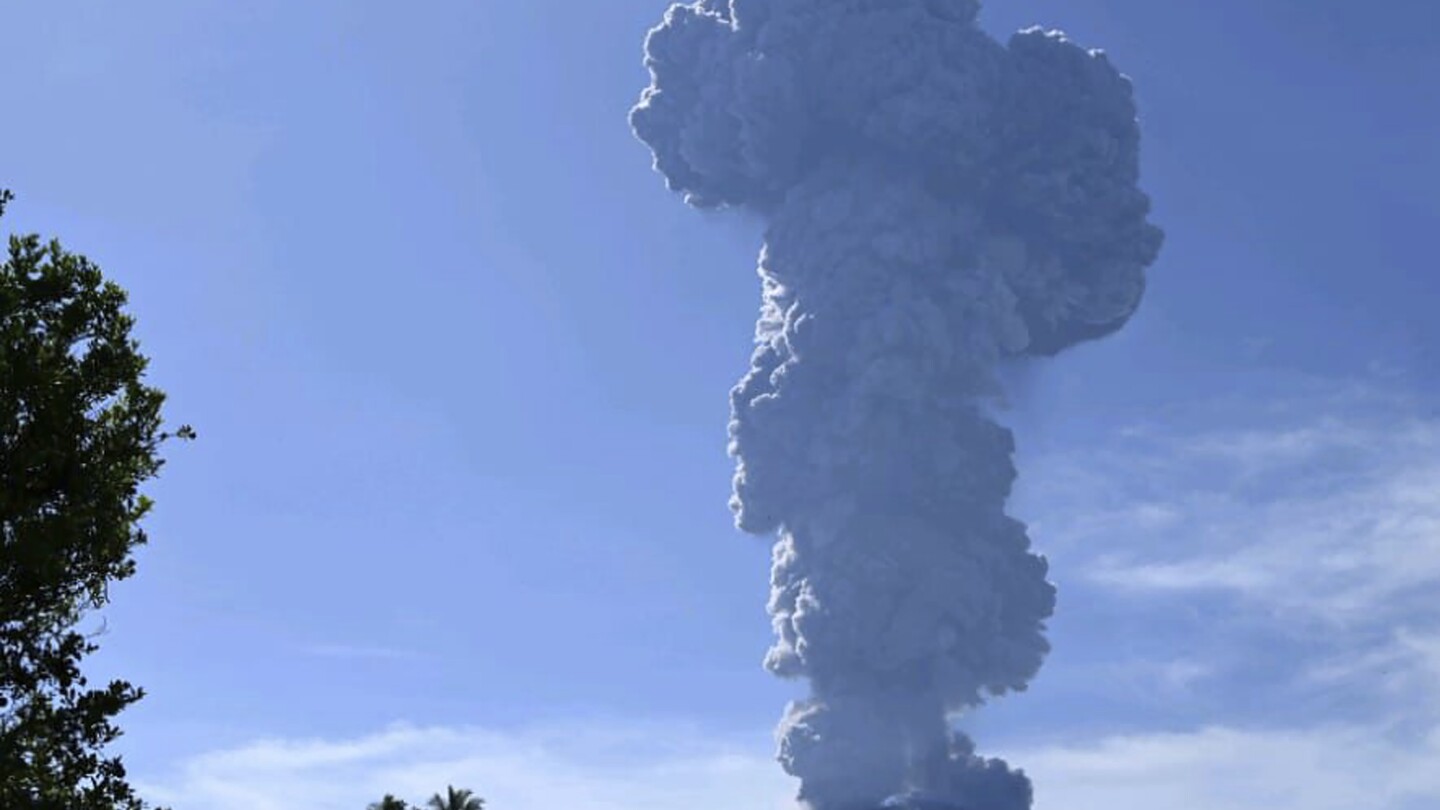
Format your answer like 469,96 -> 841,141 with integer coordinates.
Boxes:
0,189 -> 188,809
427,786 -> 485,810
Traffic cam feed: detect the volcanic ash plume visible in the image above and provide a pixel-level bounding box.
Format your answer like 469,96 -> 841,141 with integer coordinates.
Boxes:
630,1 -> 1162,808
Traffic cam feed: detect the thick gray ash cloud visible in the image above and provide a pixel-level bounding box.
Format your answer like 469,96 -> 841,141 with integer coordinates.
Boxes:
631,1 -> 1162,808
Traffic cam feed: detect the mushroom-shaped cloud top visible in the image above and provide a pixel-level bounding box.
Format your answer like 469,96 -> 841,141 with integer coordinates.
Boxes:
632,0 -> 1162,356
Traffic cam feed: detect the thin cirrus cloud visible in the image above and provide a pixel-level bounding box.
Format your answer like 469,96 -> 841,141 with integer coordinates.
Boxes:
1027,380 -> 1440,631
1020,380 -> 1440,738
1000,377 -> 1440,807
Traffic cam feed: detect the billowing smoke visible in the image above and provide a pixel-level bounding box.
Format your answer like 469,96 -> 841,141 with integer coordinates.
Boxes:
630,1 -> 1162,808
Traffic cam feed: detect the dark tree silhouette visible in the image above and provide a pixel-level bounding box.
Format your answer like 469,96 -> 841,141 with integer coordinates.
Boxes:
426,785 -> 485,810
0,189 -> 189,809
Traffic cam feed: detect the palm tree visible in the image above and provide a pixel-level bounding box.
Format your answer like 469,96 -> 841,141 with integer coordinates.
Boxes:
368,795 -> 410,810
426,785 -> 484,810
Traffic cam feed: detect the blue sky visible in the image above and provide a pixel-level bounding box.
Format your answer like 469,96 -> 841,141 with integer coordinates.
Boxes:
1,1 -> 1437,808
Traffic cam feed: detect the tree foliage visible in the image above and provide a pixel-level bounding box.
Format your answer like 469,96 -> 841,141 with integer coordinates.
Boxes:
0,189 -> 188,809
426,786 -> 484,810
369,785 -> 485,810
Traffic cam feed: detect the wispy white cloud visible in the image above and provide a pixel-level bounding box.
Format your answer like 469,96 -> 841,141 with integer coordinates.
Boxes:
1300,627 -> 1440,718
1011,722 -> 1440,810
1015,380 -> 1440,757
1138,657 -> 1215,693
1028,385 -> 1440,630
136,721 -> 794,810
136,716 -> 1440,810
